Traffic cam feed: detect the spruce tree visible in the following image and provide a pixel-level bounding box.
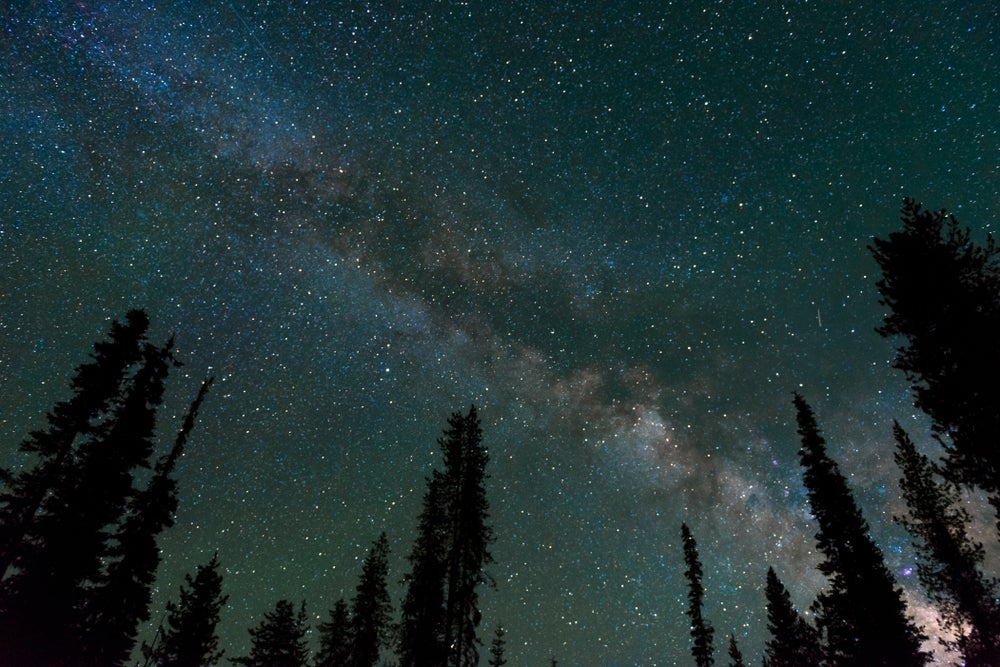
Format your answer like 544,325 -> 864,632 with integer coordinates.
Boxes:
398,477 -> 448,667
727,634 -> 746,667
350,532 -> 393,667
893,422 -> 1000,665
0,328 -> 174,666
400,405 -> 493,667
145,553 -> 228,667
870,198 -> 1000,509
488,625 -> 507,667
84,377 -> 213,667
681,522 -> 714,667
763,567 -> 822,667
0,309 -> 148,578
316,598 -> 352,667
793,394 -> 928,667
234,599 -> 309,667
441,405 -> 493,667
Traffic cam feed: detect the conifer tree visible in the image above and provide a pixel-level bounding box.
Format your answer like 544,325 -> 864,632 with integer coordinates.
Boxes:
870,198 -> 1000,509
350,532 -> 393,667
145,553 -> 228,667
441,405 -> 493,667
763,567 -> 822,667
234,599 -> 309,667
681,522 -> 714,667
400,405 -> 493,667
0,327 -> 175,666
316,598 -> 352,667
488,625 -> 507,667
793,394 -> 928,667
398,478 -> 448,667
727,634 -> 746,667
0,309 -> 148,578
893,422 -> 1000,665
84,377 -> 213,667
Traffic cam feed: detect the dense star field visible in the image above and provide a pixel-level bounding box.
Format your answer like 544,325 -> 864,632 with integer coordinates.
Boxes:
2,2 -> 998,664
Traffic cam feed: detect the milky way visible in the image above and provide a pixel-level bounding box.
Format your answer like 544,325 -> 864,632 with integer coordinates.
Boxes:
2,2 -> 998,664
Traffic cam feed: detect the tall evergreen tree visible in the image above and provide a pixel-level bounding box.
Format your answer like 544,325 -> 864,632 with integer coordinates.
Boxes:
681,522 -> 714,667
398,476 -> 448,667
793,394 -> 928,667
84,377 -> 213,667
488,625 -> 508,667
350,532 -> 393,667
0,326 -> 175,666
145,553 -> 228,667
893,422 -> 1000,665
441,405 -> 493,667
870,198 -> 1000,508
316,598 -> 352,667
727,634 -> 746,667
234,599 -> 309,667
400,405 -> 493,667
763,567 -> 822,667
0,309 -> 148,578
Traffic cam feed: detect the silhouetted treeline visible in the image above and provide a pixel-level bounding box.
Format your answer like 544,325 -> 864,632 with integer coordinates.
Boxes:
0,310 -> 213,667
682,198 -> 1000,667
3,196 -> 1000,667
0,314 -> 495,666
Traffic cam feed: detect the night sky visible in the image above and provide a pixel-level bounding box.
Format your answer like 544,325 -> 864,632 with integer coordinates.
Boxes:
2,2 -> 999,665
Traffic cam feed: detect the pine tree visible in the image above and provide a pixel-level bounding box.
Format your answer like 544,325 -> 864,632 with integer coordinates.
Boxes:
0,327 -> 175,666
398,477 -> 448,667
0,309 -> 148,578
442,405 -> 493,667
763,567 -> 822,667
234,599 -> 309,667
145,553 -> 228,667
727,634 -> 746,667
681,522 -> 714,667
84,377 -> 213,667
893,422 -> 1000,665
793,394 -> 928,667
870,198 -> 1000,508
487,625 -> 507,667
350,532 -> 393,667
316,598 -> 352,667
400,405 -> 493,667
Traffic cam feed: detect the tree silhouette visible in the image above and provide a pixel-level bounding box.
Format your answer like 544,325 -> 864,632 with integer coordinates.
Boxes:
399,474 -> 448,667
793,394 -> 928,667
681,522 -> 714,667
763,567 -> 822,667
441,405 -> 494,667
0,323 -> 177,666
400,405 -> 493,667
727,634 -> 746,667
84,377 -> 213,667
488,625 -> 508,667
234,599 -> 309,667
893,422 -> 1000,665
316,598 -> 352,667
144,552 -> 228,667
871,198 -> 1000,512
0,309 -> 148,578
350,532 -> 393,667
